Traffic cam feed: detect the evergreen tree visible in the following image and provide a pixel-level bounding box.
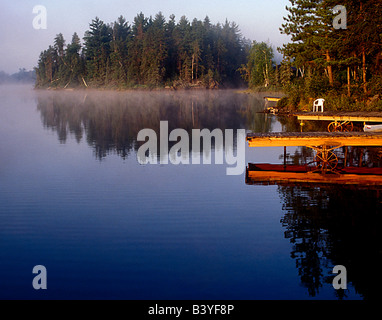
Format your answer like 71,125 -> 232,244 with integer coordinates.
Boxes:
279,0 -> 336,86
164,14 -> 177,82
110,16 -> 131,85
141,12 -> 167,85
242,41 -> 275,88
35,12 -> 249,89
174,16 -> 192,81
65,32 -> 85,87
279,0 -> 382,102
128,12 -> 149,84
83,17 -> 112,85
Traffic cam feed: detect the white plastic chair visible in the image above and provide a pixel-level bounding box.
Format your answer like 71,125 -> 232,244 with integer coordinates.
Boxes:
313,99 -> 325,112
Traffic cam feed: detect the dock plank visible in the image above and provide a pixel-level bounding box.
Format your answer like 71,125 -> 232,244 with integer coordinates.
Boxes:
293,111 -> 382,123
246,131 -> 382,147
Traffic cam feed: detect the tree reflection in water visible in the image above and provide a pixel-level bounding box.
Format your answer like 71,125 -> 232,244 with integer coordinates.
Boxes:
35,89 -> 274,160
279,184 -> 382,299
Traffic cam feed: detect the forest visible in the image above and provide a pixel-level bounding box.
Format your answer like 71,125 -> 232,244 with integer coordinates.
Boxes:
0,68 -> 35,84
275,0 -> 382,111
34,1 -> 382,111
34,12 -> 251,89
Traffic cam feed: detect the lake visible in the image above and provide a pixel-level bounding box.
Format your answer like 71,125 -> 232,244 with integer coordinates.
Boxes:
0,84 -> 380,300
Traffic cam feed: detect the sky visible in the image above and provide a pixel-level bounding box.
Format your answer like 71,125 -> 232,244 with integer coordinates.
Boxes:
0,0 -> 291,74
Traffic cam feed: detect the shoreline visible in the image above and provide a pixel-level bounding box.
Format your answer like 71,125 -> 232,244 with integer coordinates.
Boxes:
32,85 -> 285,96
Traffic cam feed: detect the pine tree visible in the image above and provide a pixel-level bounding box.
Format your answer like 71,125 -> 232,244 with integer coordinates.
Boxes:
174,16 -> 192,81
164,14 -> 177,81
279,0 -> 382,99
279,0 -> 337,86
128,12 -> 149,84
110,16 -> 131,85
65,32 -> 85,87
83,17 -> 112,85
35,12 -> 249,89
140,12 -> 167,85
242,41 -> 275,88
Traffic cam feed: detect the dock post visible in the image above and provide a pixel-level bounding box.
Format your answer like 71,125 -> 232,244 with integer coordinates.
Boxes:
300,121 -> 304,132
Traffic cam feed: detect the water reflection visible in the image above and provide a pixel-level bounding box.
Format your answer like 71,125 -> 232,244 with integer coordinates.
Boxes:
246,143 -> 382,300
279,184 -> 382,300
296,146 -> 382,168
36,89 -> 275,160
35,88 -> 382,299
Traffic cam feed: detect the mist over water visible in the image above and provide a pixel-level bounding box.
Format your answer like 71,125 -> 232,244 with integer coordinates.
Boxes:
0,84 -> 379,300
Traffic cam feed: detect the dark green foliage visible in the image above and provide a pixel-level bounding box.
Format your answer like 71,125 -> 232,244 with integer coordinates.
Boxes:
278,0 -> 382,111
35,13 -> 248,89
240,41 -> 275,88
83,17 -> 113,86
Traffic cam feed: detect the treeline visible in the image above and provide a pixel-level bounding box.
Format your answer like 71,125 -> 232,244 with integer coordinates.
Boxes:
0,68 -> 36,84
35,12 -> 251,89
239,41 -> 292,90
276,0 -> 382,111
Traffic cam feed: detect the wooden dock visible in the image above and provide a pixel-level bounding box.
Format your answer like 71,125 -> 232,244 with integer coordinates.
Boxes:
246,163 -> 382,187
294,111 -> 382,123
264,97 -> 282,102
246,131 -> 382,148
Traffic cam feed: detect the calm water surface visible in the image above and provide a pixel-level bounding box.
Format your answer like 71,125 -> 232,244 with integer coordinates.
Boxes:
0,85 -> 380,300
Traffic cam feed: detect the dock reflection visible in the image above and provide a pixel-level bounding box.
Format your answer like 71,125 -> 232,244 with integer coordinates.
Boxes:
278,184 -> 381,299
246,156 -> 382,299
246,162 -> 382,187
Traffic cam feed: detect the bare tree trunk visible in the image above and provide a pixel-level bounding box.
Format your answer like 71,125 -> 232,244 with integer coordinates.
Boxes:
326,50 -> 334,86
376,51 -> 381,72
362,47 -> 367,93
81,76 -> 88,88
360,2 -> 367,94
191,54 -> 194,81
347,66 -> 351,97
353,54 -> 358,82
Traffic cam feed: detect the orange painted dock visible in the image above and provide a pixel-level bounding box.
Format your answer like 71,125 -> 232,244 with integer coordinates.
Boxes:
293,111 -> 382,123
246,163 -> 382,187
246,131 -> 382,148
